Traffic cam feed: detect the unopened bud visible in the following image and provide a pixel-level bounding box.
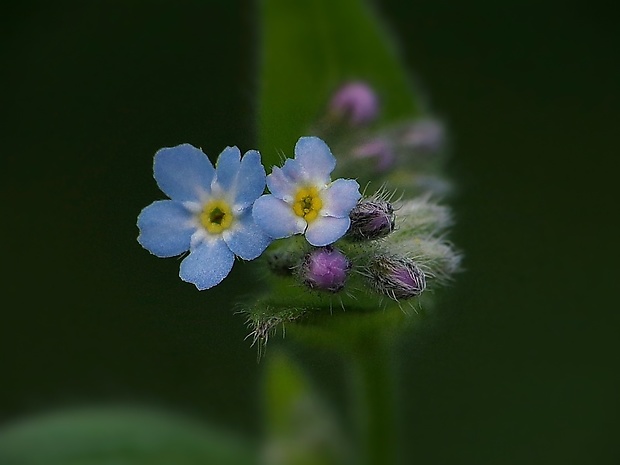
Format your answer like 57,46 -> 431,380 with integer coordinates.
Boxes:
401,118 -> 445,153
392,197 -> 453,236
301,247 -> 350,292
368,255 -> 426,300
347,198 -> 395,241
351,138 -> 395,172
329,81 -> 379,126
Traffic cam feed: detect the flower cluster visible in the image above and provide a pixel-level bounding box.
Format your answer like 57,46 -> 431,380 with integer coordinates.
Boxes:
137,137 -> 361,290
137,80 -> 461,350
258,189 -> 459,299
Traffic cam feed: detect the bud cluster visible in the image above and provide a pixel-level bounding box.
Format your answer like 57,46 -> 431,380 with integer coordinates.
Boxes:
308,80 -> 451,198
339,117 -> 448,197
257,185 -> 459,305
344,191 -> 460,301
244,80 -> 461,348
348,117 -> 445,171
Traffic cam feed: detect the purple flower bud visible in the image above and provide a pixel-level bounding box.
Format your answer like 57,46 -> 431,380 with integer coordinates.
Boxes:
329,81 -> 380,126
301,247 -> 351,292
401,118 -> 445,153
352,138 -> 395,172
368,255 -> 426,300
347,198 -> 395,241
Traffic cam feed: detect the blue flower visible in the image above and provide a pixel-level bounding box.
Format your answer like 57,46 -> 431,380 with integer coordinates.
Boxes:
137,144 -> 272,290
253,137 -> 361,246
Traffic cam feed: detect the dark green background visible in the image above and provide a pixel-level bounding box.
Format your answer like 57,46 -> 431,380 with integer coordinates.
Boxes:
2,1 -> 618,464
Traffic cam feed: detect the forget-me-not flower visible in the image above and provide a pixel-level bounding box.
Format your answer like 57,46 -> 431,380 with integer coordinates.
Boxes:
137,144 -> 272,290
253,137 -> 361,246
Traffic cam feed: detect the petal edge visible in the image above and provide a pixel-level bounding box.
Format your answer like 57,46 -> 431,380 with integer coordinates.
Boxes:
137,200 -> 194,257
179,239 -> 234,290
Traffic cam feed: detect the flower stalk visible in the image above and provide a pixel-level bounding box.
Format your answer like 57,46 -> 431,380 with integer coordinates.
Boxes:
349,339 -> 398,465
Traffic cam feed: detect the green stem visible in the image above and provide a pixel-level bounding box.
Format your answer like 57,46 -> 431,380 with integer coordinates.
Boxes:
350,338 -> 397,465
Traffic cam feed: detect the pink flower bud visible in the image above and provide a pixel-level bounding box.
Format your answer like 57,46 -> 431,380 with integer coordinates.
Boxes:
352,138 -> 395,172
329,81 -> 380,126
347,198 -> 395,241
368,255 -> 426,300
301,247 -> 351,292
401,118 -> 445,153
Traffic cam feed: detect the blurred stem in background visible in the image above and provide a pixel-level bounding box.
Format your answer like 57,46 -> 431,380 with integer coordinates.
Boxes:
350,339 -> 397,465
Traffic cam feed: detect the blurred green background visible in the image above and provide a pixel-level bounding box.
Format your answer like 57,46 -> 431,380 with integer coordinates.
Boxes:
1,1 -> 618,464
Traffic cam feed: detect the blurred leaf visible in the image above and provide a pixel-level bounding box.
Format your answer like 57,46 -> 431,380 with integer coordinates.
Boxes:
0,407 -> 255,465
258,0 -> 422,164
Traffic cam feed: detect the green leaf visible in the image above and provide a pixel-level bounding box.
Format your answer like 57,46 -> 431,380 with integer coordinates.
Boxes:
0,407 -> 256,465
257,0 -> 422,165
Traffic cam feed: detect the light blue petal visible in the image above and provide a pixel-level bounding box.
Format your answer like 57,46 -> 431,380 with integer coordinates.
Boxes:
280,157 -> 303,183
223,209 -> 272,260
252,195 -> 306,239
305,216 -> 351,246
212,148 -> 266,208
234,150 -> 267,208
137,200 -> 195,257
154,144 -> 215,202
179,238 -> 234,290
213,146 -> 241,194
266,166 -> 296,201
294,136 -> 336,183
321,179 -> 362,218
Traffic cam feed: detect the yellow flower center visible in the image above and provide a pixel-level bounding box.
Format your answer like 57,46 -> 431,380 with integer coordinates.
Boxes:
199,199 -> 233,234
293,186 -> 323,222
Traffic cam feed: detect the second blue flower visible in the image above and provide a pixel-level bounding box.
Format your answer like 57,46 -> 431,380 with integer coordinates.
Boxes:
253,137 -> 361,246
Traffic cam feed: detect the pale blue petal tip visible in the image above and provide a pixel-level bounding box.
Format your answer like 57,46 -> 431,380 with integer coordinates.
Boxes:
322,179 -> 362,217
179,239 -> 235,290
305,216 -> 351,246
137,200 -> 194,257
234,150 -> 267,208
267,166 -> 297,200
214,146 -> 241,192
294,136 -> 336,181
154,144 -> 215,202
